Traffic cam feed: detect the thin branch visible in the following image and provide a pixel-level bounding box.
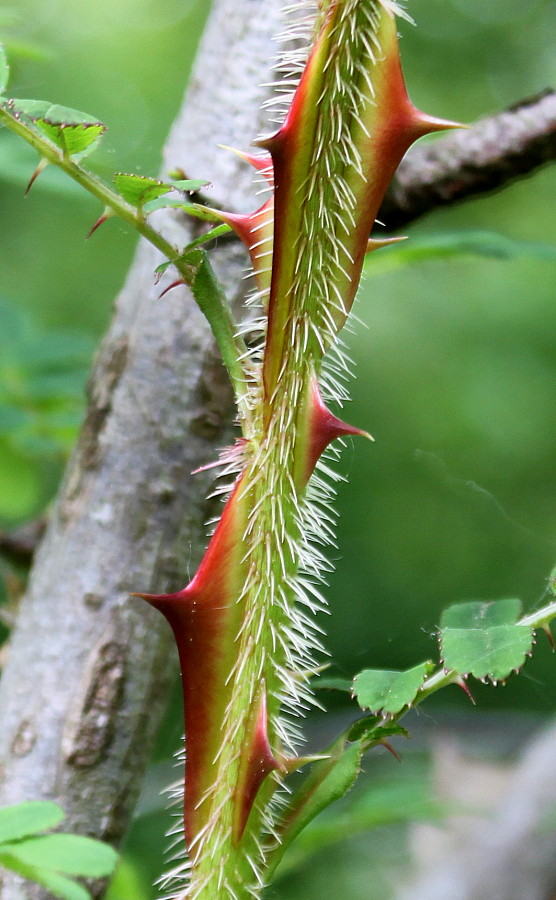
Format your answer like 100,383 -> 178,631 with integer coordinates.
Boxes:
379,89 -> 556,231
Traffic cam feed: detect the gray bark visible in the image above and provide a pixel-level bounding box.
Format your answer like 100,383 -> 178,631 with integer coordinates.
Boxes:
0,0 -> 284,895
399,722 -> 556,900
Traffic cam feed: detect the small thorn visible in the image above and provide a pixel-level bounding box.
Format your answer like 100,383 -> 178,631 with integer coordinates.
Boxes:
279,754 -> 330,774
25,157 -> 49,196
218,144 -> 273,179
233,690 -> 282,843
158,279 -> 185,299
130,588 -> 188,611
381,740 -> 402,762
86,207 -> 113,239
455,677 -> 476,704
366,235 -> 407,253
253,129 -> 282,153
410,107 -> 467,138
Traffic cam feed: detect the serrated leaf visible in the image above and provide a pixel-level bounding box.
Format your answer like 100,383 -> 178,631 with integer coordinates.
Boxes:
440,599 -> 533,681
352,661 -> 433,715
0,45 -> 9,94
268,738 -> 364,878
8,100 -> 106,158
364,230 -> 556,277
0,852 -> 90,900
168,178 -> 209,193
1,833 -> 117,876
113,173 -> 172,209
0,801 -> 64,844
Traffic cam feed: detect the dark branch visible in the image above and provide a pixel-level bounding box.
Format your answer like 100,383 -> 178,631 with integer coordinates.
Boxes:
379,89 -> 556,231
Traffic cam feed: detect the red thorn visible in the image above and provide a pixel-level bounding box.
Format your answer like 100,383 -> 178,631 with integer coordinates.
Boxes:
456,677 -> 476,704
131,587 -> 190,612
85,208 -> 113,240
25,158 -> 49,196
253,129 -> 282,155
305,378 -> 373,481
366,235 -> 408,253
218,144 -> 273,182
381,740 -> 402,763
280,754 -> 329,774
233,690 -> 282,843
220,210 -> 256,248
158,279 -> 185,299
408,106 -> 466,139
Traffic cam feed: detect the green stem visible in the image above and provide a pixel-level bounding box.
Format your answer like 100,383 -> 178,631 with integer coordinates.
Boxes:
0,105 -> 249,410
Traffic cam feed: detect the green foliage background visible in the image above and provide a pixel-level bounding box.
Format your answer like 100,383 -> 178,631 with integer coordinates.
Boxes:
1,0 -> 555,897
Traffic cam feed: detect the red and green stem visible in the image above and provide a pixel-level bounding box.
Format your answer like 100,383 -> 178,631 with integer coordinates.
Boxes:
136,3 -> 458,898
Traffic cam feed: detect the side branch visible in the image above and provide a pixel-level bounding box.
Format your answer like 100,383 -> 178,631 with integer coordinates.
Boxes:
380,89 -> 556,230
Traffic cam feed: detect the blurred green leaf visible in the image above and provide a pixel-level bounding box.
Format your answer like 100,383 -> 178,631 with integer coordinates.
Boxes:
0,133 -> 84,195
105,855 -> 150,900
0,45 -> 9,94
168,178 -> 209,193
0,854 -> 90,900
364,230 -> 556,276
440,599 -> 533,681
0,297 -> 93,521
0,444 -> 40,519
275,775 -> 448,878
352,661 -> 433,715
0,833 -> 118,877
0,801 -> 64,844
7,100 -> 106,158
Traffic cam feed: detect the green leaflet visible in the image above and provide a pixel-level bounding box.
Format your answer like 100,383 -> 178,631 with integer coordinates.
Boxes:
0,802 -> 63,844
440,598 -> 533,681
352,661 -> 433,715
113,174 -> 208,213
142,196 -> 222,220
7,100 -> 106,158
0,44 -> 9,93
0,801 -> 117,900
0,833 -> 117,877
113,174 -> 174,209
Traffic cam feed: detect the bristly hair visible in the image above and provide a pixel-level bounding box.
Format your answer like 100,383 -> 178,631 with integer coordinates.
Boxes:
152,2 -> 446,898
